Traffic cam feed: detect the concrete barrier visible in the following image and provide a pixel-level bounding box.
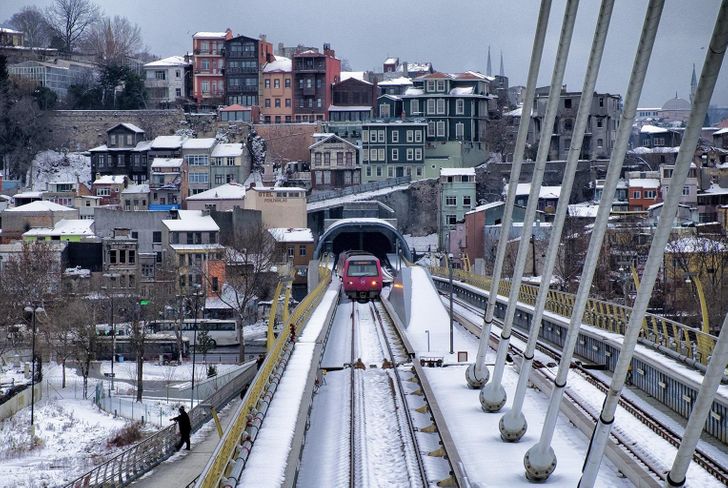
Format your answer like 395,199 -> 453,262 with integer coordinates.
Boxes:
0,382 -> 42,421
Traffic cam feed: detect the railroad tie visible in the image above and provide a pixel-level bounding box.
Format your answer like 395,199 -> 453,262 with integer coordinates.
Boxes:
415,404 -> 429,414
427,446 -> 446,457
436,474 -> 457,487
419,422 -> 437,433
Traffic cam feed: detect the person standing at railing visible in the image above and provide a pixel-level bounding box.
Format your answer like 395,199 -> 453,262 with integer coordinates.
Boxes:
170,406 -> 191,451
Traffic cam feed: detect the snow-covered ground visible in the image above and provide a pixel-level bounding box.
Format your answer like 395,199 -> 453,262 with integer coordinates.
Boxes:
307,182 -> 413,211
29,150 -> 92,191
0,364 -> 141,488
403,232 -> 438,253
98,360 -> 240,381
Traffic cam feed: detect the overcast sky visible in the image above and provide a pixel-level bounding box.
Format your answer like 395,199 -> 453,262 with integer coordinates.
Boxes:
2,0 -> 726,108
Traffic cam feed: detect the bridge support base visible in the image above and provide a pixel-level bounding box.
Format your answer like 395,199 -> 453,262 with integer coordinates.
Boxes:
466,363 -> 489,389
524,445 -> 557,482
480,382 -> 507,412
499,410 -> 527,442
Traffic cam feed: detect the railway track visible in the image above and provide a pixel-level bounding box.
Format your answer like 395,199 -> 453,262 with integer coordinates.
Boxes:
450,296 -> 728,486
347,300 -> 429,488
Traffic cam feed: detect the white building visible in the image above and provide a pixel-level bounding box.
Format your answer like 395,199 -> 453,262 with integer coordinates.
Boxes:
143,56 -> 190,107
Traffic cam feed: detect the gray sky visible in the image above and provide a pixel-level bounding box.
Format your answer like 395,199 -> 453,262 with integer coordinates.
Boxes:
2,0 -> 726,108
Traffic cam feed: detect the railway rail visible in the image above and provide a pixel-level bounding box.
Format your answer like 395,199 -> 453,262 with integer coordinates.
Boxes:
347,300 -> 429,488
450,296 -> 728,486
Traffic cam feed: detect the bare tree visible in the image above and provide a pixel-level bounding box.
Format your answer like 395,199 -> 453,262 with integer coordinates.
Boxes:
7,6 -> 51,48
72,299 -> 98,399
44,0 -> 101,53
47,297 -> 87,388
82,15 -> 142,64
554,216 -> 590,293
208,222 -> 280,363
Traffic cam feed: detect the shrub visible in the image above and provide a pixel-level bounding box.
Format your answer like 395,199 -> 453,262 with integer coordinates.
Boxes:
107,422 -> 143,448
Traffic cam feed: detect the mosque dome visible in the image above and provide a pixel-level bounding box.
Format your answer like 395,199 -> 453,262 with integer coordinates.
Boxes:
662,96 -> 690,111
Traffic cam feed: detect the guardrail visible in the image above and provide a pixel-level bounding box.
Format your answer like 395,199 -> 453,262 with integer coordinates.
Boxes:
65,365 -> 255,488
430,266 -> 718,366
195,264 -> 333,488
307,176 -> 411,204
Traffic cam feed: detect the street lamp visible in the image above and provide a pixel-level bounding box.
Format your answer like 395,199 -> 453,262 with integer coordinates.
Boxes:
189,284 -> 203,409
102,272 -> 120,395
448,253 -> 454,355
425,329 -> 431,353
24,303 -> 44,436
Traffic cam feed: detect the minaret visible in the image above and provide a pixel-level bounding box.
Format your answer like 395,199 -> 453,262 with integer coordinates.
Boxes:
499,50 -> 505,77
486,45 -> 492,77
690,63 -> 697,103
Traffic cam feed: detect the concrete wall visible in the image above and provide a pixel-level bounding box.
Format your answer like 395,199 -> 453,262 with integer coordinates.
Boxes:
372,178 -> 438,236
0,383 -> 42,421
48,110 -> 187,151
93,208 -> 171,255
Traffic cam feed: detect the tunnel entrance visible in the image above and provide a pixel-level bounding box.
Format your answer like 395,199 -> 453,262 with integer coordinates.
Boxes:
331,231 -> 394,264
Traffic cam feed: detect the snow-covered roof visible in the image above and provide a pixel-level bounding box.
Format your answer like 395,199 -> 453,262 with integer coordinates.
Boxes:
211,143 -> 243,158
383,57 -> 399,65
170,243 -> 225,251
122,184 -> 149,194
328,105 -> 372,112
514,183 -> 562,199
193,31 -> 228,38
151,158 -> 183,169
182,138 -> 216,150
186,183 -> 246,200
628,178 -> 660,189
249,186 -> 306,193
630,146 -> 680,154
377,76 -> 413,86
666,236 -> 727,254
263,56 -> 292,73
403,87 -> 425,96
268,227 -> 314,243
465,201 -> 503,215
309,133 -> 358,151
640,124 -> 669,134
441,167 -> 475,177
713,127 -> 728,135
450,86 -> 475,96
108,122 -> 144,133
505,106 -> 532,117
163,210 -> 219,232
340,71 -> 369,83
13,191 -> 44,199
94,175 -> 126,185
23,219 -> 94,237
6,200 -> 75,212
144,56 -> 189,68
700,183 -> 728,195
0,27 -> 22,35
568,202 -> 600,218
151,135 -> 186,149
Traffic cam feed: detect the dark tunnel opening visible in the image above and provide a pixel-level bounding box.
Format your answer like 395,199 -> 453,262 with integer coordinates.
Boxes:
332,231 -> 394,265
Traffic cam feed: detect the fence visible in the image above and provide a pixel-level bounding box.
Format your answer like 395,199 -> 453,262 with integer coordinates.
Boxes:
307,176 -> 411,203
195,264 -> 333,487
430,266 -> 719,366
65,364 -> 256,488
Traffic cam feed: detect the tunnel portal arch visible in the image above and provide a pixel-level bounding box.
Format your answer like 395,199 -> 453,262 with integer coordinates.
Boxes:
313,218 -> 412,263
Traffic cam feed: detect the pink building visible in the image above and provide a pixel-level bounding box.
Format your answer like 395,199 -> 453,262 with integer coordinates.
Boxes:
192,29 -> 233,107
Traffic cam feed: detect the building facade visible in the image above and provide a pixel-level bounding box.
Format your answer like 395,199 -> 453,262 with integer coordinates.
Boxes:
224,34 -> 272,107
309,134 -> 360,190
244,186 -> 307,228
292,44 -> 341,122
438,168 -> 476,249
361,121 -> 427,182
261,56 -> 293,123
192,30 -> 232,107
89,123 -> 151,184
210,143 -> 247,186
182,138 -> 217,195
143,56 -> 191,107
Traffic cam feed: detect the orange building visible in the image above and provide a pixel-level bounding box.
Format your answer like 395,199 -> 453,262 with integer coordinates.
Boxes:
628,176 -> 661,211
261,56 -> 293,124
192,29 -> 232,107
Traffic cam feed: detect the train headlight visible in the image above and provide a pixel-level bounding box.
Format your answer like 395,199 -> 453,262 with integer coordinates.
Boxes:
348,281 -> 354,285
371,280 -> 377,286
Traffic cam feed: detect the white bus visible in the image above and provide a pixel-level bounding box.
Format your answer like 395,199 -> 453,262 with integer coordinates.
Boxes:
147,319 -> 238,348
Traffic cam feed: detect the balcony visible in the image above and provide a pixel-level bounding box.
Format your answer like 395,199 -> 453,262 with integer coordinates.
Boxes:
194,68 -> 224,76
144,79 -> 168,88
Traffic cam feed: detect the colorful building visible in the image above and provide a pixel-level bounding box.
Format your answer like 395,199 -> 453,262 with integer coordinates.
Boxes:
149,158 -> 187,211
268,227 -> 314,286
293,44 -> 341,122
261,56 -> 293,124
192,29 -> 233,107
438,168 -> 476,249
361,121 -> 426,182
244,185 -> 307,228
309,134 -> 360,190
224,34 -> 272,107
89,123 -> 152,184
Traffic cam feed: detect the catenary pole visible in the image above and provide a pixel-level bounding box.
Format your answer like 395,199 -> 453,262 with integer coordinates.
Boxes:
523,0 -> 665,481
480,0 -> 580,413
499,0 -> 615,441
465,0 -> 552,389
580,2 -> 728,486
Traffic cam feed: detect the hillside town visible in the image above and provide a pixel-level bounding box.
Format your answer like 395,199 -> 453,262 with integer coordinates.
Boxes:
1,0 -> 728,486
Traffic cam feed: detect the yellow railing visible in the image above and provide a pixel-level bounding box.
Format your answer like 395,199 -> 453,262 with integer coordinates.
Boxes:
430,266 -> 718,366
198,264 -> 333,488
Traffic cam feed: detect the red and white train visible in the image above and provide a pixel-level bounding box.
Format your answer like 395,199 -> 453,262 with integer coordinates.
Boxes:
338,251 -> 383,303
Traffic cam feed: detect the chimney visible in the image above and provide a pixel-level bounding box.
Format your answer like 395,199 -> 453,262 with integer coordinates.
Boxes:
402,62 -> 408,75
323,43 -> 334,58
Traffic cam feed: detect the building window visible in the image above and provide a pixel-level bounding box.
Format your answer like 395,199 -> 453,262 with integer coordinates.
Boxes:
324,153 -> 331,166
265,79 -> 271,88
564,98 -> 572,109
436,98 -> 445,115
415,148 -> 422,160
380,104 -> 391,118
463,195 -> 471,207
366,166 -> 372,177
410,99 -> 420,115
388,166 -> 394,177
285,78 -> 291,88
285,98 -> 291,107
427,99 -> 436,114
215,175 -> 224,184
392,148 -> 399,160
644,190 -> 656,199
682,186 -> 690,196
436,80 -> 446,92
406,130 -> 413,143
378,148 -> 385,161
314,152 -> 322,164
427,121 -> 435,137
274,79 -> 280,88
455,99 -> 464,114
362,148 -> 368,162
337,152 -> 344,166
407,148 -> 414,161
275,98 -> 281,108
436,121 -> 446,137
362,130 -> 369,143
346,152 -> 353,164
416,167 -> 422,177
427,80 -> 436,92
632,191 -> 641,199
446,214 -> 457,225
597,118 -> 603,128
446,196 -> 457,206
376,166 -> 382,177
415,130 -> 423,143
391,131 -> 399,143
265,98 -> 271,107
455,122 -> 464,139
176,88 -> 182,97
299,245 -> 307,256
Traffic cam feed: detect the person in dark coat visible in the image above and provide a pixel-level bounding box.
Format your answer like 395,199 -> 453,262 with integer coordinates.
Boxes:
170,405 -> 191,451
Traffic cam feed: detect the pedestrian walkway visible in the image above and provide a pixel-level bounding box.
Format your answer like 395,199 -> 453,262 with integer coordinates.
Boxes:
132,398 -> 242,488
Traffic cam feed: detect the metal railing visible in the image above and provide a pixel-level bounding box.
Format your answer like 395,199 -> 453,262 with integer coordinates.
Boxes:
307,176 -> 411,204
430,266 -> 718,365
65,365 -> 254,488
195,264 -> 333,487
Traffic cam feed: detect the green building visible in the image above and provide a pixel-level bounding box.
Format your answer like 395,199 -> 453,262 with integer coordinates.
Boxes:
361,121 -> 427,182
439,167 -> 476,249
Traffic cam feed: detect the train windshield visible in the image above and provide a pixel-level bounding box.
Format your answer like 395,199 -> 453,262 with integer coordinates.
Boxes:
347,261 -> 378,277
